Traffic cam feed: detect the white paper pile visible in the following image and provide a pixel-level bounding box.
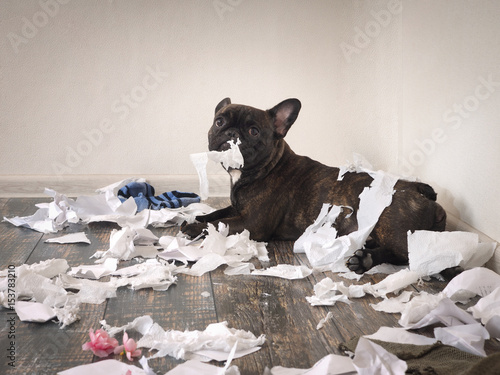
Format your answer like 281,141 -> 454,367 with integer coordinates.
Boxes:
160,222 -> 269,277
100,315 -> 265,362
0,256 -> 183,328
307,268 -> 420,308
3,178 -> 215,234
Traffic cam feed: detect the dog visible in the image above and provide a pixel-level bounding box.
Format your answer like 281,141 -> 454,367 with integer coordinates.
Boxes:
181,98 -> 447,274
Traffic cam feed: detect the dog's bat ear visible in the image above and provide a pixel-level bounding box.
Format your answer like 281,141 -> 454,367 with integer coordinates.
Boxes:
268,99 -> 301,138
215,98 -> 231,114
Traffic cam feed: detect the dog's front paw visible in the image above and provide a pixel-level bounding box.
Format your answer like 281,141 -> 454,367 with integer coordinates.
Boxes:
346,250 -> 373,274
180,222 -> 208,239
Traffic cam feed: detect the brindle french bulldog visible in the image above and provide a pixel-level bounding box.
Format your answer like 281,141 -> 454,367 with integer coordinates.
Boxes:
182,98 -> 446,274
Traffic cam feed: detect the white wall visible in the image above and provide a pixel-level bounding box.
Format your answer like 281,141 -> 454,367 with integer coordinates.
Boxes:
0,0 -> 498,243
401,0 -> 500,242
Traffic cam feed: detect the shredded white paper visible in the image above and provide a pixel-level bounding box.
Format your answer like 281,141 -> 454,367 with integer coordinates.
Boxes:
45,232 -> 91,244
101,316 -> 265,362
294,171 -> 397,271
190,139 -> 244,200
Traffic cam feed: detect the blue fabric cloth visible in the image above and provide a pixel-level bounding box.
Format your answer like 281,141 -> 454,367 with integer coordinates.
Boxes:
118,182 -> 201,212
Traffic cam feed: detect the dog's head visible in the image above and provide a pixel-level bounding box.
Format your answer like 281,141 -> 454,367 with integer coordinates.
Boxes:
208,98 -> 302,170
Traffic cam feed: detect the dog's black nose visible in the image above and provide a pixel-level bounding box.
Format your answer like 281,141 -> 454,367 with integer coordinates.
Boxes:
224,129 -> 240,139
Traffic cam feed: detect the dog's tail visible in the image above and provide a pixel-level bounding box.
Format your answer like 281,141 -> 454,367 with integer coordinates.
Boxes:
432,203 -> 447,231
416,183 -> 446,231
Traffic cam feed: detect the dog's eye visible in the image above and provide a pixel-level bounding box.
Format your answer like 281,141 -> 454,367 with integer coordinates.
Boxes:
214,118 -> 224,127
249,127 -> 259,136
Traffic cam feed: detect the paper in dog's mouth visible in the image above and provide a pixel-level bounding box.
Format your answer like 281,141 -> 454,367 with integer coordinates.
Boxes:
190,139 -> 244,200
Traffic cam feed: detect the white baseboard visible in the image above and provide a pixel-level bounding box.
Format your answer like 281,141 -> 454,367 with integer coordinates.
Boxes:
0,174 -> 231,198
1,174 -> 498,273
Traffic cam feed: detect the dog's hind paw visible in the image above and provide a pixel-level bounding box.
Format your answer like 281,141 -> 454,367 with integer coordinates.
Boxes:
346,250 -> 374,274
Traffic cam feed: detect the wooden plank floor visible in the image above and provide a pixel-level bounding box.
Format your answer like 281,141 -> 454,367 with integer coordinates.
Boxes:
1,197 -> 499,374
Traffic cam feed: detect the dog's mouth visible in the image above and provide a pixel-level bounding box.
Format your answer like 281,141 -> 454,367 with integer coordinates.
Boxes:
209,138 -> 238,152
218,142 -> 232,152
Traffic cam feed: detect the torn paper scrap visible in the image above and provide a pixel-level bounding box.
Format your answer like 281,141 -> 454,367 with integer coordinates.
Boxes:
92,226 -> 136,262
57,274 -> 119,304
364,326 -> 437,346
266,353 -> 356,375
177,253 -> 227,277
107,260 -> 179,291
92,228 -> 160,263
158,235 -> 204,263
397,291 -> 446,328
400,296 -> 477,329
443,267 -> 500,303
110,261 -> 161,278
434,323 -> 489,357
352,337 -> 407,375
316,312 -> 334,330
15,262 -> 69,303
468,285 -> 500,338
119,262 -> 177,291
12,258 -> 70,279
337,153 -> 375,181
190,139 -> 244,200
15,301 -> 56,323
370,290 -> 413,313
193,346 -> 261,362
164,359 -> 240,375
484,315 -> 500,339
293,204 -> 342,255
57,359 -> 148,375
67,258 -> 118,280
45,232 -> 91,244
53,301 -> 80,329
306,278 -> 352,306
224,262 -> 255,275
101,315 -> 155,337
251,264 -> 312,279
408,231 -> 496,276
133,228 -> 159,245
366,263 -> 408,275
133,246 -> 162,259
364,268 -> 419,298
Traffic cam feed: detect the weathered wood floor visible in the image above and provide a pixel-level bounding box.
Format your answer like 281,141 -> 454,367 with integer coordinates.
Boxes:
1,197 -> 499,374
